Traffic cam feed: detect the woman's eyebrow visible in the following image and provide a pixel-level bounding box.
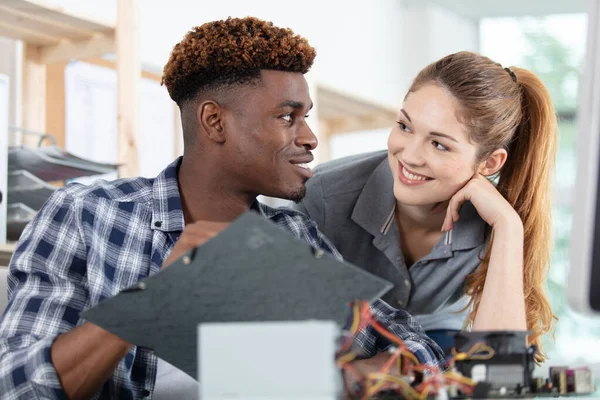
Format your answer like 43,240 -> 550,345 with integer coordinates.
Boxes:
401,109 -> 459,143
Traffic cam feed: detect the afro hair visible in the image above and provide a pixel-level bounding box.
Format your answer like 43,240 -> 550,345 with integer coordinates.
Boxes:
161,17 -> 316,105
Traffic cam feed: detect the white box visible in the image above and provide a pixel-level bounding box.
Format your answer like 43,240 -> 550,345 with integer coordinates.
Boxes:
0,74 -> 8,245
198,320 -> 341,400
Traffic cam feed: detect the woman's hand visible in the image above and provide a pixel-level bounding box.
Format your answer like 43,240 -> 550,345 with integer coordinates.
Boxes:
446,175 -> 527,333
441,174 -> 521,232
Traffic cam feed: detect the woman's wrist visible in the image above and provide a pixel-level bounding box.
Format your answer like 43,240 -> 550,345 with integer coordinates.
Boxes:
492,211 -> 524,236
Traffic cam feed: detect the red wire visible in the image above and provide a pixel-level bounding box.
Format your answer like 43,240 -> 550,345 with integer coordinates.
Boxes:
338,300 -> 458,400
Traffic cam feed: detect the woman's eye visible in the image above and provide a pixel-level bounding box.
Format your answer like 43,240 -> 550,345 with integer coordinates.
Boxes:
396,121 -> 411,133
433,141 -> 449,152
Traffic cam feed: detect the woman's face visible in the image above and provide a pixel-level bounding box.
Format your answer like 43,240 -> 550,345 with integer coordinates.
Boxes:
387,84 -> 480,207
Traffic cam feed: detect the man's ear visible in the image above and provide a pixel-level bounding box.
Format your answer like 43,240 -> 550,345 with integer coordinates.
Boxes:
198,101 -> 226,144
477,148 -> 508,176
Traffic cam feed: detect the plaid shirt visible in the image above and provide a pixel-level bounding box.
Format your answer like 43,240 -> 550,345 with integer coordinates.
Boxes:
0,158 -> 444,399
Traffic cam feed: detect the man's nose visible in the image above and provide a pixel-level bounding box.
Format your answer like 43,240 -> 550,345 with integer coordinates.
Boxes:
295,122 -> 318,150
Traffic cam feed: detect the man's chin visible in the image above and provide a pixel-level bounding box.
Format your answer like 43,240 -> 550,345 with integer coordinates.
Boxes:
267,185 -> 306,203
286,187 -> 307,203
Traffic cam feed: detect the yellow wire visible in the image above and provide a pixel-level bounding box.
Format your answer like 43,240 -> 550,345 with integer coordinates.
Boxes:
453,343 -> 495,362
444,371 -> 476,387
366,373 -> 424,400
398,350 -> 419,366
364,379 -> 387,399
467,344 -> 494,360
337,352 -> 357,366
350,302 -> 360,334
344,301 -> 485,399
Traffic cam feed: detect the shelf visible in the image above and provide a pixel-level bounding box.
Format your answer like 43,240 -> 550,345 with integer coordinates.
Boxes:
8,170 -> 56,210
8,145 -> 119,182
7,203 -> 35,242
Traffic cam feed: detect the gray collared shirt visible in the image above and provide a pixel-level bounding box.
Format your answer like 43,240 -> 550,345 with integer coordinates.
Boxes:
294,150 -> 488,330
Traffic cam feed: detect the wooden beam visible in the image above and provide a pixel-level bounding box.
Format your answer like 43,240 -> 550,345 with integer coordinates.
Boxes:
21,44 -> 46,147
39,33 -> 115,64
4,0 -> 113,36
78,56 -> 162,82
0,20 -> 61,46
322,114 -> 393,136
46,61 -> 67,149
116,0 -> 140,178
317,85 -> 397,121
0,5 -> 96,41
316,119 -> 332,163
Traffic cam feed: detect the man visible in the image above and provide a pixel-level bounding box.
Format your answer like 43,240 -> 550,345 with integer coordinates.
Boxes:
0,17 -> 444,399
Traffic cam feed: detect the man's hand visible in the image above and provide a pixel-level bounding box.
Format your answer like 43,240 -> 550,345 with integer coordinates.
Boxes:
162,221 -> 229,268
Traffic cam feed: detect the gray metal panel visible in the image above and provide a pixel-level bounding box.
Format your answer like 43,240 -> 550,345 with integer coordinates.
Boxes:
488,365 -> 525,388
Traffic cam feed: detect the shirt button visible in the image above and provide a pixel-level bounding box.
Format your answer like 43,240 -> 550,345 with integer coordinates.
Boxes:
142,389 -> 151,397
397,300 -> 405,306
404,279 -> 410,287
154,221 -> 162,228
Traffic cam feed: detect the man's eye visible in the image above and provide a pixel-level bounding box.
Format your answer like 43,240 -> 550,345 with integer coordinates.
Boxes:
282,114 -> 293,123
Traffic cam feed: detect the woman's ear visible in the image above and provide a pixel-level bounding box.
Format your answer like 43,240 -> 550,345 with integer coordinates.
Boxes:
478,148 -> 508,176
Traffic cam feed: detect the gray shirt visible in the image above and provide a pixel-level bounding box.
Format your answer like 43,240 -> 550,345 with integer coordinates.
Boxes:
294,151 -> 488,330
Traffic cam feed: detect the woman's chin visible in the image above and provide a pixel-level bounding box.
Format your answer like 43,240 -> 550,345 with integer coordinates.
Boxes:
393,188 -> 452,210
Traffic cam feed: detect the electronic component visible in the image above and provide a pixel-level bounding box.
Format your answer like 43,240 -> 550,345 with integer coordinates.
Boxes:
452,331 -> 535,397
449,332 -> 595,399
337,303 -> 595,400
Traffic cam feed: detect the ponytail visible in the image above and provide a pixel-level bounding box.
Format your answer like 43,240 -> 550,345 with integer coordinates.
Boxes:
463,68 -> 558,363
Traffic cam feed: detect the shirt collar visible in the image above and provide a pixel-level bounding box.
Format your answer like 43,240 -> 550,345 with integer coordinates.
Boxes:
351,157 -> 397,239
351,156 -> 486,256
151,157 -> 185,233
449,200 -> 487,252
150,165 -> 273,233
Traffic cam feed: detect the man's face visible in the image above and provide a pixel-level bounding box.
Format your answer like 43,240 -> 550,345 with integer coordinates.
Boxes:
222,70 -> 317,201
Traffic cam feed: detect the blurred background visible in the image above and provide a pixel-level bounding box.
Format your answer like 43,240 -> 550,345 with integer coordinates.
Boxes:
0,0 -> 596,384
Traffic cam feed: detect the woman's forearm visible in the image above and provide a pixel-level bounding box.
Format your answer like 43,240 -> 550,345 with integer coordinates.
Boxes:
472,218 -> 527,331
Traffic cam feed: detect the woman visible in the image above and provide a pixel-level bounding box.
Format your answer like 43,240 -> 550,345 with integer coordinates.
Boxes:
295,51 -> 556,361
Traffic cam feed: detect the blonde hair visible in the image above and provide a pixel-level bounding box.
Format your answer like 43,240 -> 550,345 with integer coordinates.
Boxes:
408,51 -> 558,362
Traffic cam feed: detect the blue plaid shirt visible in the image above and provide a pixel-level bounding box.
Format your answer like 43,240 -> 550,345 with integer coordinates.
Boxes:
0,158 -> 444,399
